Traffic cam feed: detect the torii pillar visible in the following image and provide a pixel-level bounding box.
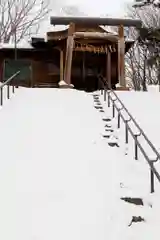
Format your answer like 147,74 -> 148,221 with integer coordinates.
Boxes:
63,22 -> 75,88
118,25 -> 126,88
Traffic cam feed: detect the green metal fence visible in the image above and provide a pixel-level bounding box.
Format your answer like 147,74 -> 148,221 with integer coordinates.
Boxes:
3,60 -> 32,85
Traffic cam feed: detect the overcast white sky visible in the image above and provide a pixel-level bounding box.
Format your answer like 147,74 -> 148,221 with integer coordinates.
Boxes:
38,0 -> 134,37
58,0 -> 133,17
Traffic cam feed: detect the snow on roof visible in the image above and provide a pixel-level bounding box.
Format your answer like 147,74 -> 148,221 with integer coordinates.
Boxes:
36,24 -> 118,42
125,38 -> 134,42
100,25 -> 117,35
0,35 -> 134,51
51,25 -> 69,32
0,39 -> 33,49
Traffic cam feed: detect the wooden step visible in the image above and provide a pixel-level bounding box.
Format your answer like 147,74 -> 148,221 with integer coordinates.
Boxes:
34,82 -> 58,88
116,86 -> 130,91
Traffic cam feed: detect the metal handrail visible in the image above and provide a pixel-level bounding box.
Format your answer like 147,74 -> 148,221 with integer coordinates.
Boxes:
0,71 -> 20,106
110,90 -> 160,159
98,75 -> 160,193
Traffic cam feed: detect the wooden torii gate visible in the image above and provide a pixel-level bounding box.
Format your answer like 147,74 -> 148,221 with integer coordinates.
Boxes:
50,17 -> 142,89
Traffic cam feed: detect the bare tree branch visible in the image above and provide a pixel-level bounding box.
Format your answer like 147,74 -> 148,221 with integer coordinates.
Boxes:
0,0 -> 51,43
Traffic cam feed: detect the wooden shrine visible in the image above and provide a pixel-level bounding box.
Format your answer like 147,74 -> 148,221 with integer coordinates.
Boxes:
48,16 -> 141,90
0,16 -> 141,91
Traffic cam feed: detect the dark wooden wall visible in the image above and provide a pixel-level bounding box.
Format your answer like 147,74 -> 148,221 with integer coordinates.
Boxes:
0,48 -> 60,86
0,47 -> 118,90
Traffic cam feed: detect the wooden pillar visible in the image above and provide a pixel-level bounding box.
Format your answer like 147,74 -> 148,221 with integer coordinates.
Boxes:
64,22 -> 75,85
106,47 -> 111,89
118,25 -> 126,87
60,50 -> 64,81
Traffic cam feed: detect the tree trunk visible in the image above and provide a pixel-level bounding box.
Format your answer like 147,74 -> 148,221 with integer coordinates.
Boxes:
142,48 -> 147,91
158,66 -> 160,92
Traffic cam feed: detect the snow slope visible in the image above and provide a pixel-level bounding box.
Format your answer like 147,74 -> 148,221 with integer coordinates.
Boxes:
0,87 -> 160,240
117,91 -> 160,152
0,88 -> 125,240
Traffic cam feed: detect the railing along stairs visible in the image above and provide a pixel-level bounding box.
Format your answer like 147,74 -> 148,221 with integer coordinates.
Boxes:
0,71 -> 20,106
98,74 -> 160,193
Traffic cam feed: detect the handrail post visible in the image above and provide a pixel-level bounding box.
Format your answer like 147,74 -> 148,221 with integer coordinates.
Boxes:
150,159 -> 158,193
134,134 -> 141,160
124,119 -> 131,144
7,84 -> 10,99
125,121 -> 128,144
104,89 -> 107,101
117,107 -> 123,128
1,88 -> 3,106
108,92 -> 110,107
12,78 -> 15,93
150,164 -> 154,193
112,99 -> 117,118
112,101 -> 115,118
118,111 -> 120,128
135,135 -> 138,160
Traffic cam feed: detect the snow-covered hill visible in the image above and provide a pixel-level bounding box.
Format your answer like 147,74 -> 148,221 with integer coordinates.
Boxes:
0,87 -> 159,239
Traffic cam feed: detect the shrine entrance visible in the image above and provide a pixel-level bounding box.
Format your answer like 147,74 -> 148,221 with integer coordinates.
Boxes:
71,51 -> 105,92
